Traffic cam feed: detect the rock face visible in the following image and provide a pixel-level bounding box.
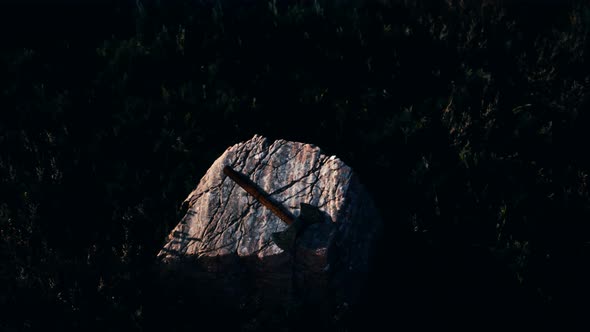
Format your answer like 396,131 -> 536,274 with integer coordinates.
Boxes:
157,135 -> 382,314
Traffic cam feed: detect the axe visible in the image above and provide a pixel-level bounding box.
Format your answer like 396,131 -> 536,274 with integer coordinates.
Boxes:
223,165 -> 326,251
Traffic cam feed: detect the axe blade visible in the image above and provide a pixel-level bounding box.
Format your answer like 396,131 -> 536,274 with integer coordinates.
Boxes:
271,203 -> 326,252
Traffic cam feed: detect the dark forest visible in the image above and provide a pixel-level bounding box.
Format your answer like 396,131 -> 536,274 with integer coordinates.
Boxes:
1,0 -> 590,330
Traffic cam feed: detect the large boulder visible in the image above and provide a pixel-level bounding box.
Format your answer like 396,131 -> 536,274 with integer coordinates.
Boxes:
157,135 -> 382,318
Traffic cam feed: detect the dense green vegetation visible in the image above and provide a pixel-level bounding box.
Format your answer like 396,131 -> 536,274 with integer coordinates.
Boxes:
1,0 -> 590,330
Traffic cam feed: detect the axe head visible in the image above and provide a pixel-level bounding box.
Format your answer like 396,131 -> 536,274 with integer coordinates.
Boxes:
271,203 -> 326,252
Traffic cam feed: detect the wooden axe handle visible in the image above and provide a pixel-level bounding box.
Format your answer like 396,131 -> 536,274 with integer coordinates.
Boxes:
223,165 -> 294,225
